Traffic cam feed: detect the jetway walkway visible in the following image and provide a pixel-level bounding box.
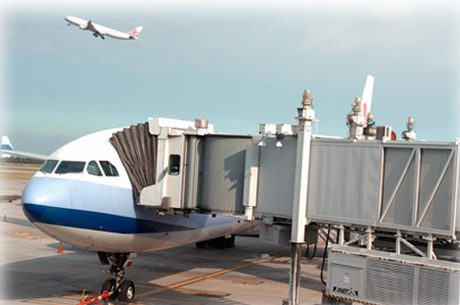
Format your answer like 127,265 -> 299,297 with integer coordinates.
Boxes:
109,88 -> 460,305
251,137 -> 460,239
111,118 -> 460,240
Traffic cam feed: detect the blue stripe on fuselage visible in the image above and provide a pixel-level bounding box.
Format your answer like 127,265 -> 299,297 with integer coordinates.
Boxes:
22,203 -> 192,234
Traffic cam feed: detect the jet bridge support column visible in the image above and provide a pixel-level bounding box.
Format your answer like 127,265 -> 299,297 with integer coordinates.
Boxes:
286,90 -> 315,305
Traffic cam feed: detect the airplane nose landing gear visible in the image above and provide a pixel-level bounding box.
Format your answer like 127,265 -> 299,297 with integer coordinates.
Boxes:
98,252 -> 137,303
117,280 -> 135,302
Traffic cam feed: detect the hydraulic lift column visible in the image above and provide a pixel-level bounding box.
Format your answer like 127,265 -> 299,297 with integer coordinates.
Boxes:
286,90 -> 315,305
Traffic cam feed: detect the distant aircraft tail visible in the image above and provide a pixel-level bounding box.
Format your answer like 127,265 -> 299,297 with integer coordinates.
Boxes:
129,26 -> 143,39
361,75 -> 374,127
1,136 -> 14,151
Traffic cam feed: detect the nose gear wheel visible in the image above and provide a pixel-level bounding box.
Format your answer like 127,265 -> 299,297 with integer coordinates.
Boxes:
99,252 -> 136,303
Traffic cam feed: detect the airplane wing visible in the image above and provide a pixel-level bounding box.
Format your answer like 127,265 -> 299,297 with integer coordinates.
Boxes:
1,136 -> 47,161
87,20 -> 106,39
0,150 -> 48,161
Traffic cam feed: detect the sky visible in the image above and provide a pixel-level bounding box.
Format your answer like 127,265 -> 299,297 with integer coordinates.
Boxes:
1,0 -> 459,155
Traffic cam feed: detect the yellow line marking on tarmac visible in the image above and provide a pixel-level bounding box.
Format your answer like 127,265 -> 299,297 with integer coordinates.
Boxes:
137,251 -> 289,299
173,288 -> 229,296
151,271 -> 263,284
57,295 -> 80,300
6,231 -> 30,235
144,297 -> 203,305
26,300 -> 69,305
134,286 -> 225,297
25,236 -> 52,240
5,231 -> 52,239
213,277 -> 262,284
25,242 -> 324,305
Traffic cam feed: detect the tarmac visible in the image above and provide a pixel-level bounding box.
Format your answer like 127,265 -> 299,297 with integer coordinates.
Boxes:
0,164 -> 327,305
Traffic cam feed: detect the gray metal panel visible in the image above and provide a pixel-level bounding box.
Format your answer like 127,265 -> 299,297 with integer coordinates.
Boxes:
449,272 -> 460,305
327,251 -> 366,300
200,136 -> 251,213
255,137 -> 297,217
379,144 -> 459,236
380,147 -> 416,226
418,149 -> 454,231
183,136 -> 203,209
307,140 -> 382,226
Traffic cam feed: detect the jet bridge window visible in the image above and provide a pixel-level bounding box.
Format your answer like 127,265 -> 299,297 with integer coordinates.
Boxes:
100,161 -> 119,177
55,161 -> 86,174
169,154 -> 180,176
39,160 -> 59,174
87,161 -> 103,176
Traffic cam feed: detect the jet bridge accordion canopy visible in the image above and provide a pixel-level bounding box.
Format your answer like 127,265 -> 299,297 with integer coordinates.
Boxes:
110,123 -> 157,203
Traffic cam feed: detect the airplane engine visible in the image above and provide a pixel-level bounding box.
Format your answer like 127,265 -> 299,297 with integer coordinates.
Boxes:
79,25 -> 87,30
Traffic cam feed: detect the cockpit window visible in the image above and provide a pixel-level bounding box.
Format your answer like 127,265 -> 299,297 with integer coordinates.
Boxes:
55,161 -> 86,174
87,161 -> 103,176
39,160 -> 59,174
100,161 -> 119,177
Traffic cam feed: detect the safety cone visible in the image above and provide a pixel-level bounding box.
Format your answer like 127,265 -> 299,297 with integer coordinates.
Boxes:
57,242 -> 63,254
3,214 -> 6,222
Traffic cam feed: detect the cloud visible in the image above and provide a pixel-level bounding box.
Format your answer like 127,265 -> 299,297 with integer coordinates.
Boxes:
263,0 -> 460,66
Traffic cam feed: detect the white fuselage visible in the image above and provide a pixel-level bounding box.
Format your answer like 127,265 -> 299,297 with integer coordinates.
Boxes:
64,16 -> 142,40
22,129 -> 252,253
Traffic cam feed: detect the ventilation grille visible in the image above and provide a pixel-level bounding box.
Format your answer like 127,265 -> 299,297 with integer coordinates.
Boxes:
365,258 -> 414,305
418,267 -> 449,305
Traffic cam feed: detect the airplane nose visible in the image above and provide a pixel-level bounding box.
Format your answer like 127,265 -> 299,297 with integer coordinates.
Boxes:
22,177 -> 72,224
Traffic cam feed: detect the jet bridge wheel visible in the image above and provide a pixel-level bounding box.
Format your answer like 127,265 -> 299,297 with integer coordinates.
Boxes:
195,235 -> 236,248
195,240 -> 208,248
101,278 -> 118,302
118,280 -> 135,302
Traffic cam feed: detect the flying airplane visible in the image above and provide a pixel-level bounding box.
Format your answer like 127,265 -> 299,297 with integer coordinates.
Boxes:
11,124 -> 254,303
64,16 -> 143,40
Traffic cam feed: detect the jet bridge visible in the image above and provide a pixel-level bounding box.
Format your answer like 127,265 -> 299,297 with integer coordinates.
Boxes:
114,118 -> 252,214
111,116 -> 460,240
110,86 -> 460,305
251,137 -> 460,239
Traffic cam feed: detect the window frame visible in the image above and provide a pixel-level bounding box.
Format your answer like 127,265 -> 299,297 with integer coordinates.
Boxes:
99,161 -> 119,177
39,160 -> 59,174
55,161 -> 86,174
87,160 -> 103,176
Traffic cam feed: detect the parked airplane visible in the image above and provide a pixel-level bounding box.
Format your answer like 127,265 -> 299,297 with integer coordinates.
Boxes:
361,75 -> 374,127
14,126 -> 253,303
0,136 -> 47,159
64,16 -> 143,40
1,136 -> 13,151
